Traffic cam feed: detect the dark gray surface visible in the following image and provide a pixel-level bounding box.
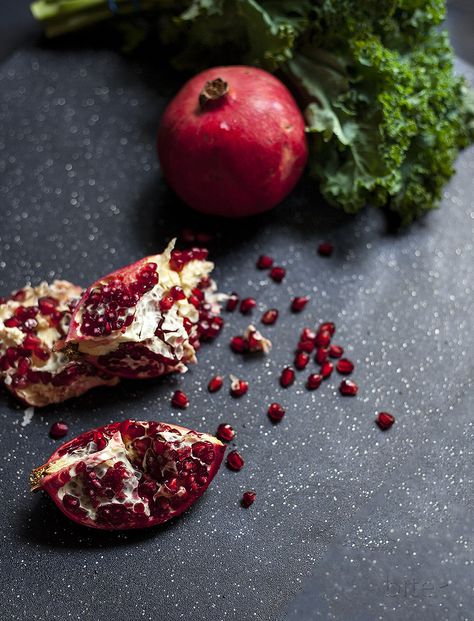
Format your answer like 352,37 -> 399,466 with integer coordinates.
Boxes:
0,13 -> 473,621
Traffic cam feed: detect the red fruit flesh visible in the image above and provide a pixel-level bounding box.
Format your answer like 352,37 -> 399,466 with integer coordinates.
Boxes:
320,361 -> 334,379
291,296 -> 309,312
241,491 -> 256,508
336,358 -> 354,375
216,423 -> 235,442
339,379 -> 358,396
49,421 -> 69,439
158,66 -> 308,218
376,412 -> 395,430
63,240 -> 222,379
298,339 -> 315,353
30,420 -> 225,530
240,297 -> 256,314
319,322 -> 336,336
270,266 -> 286,283
230,376 -> 248,398
226,450 -> 244,471
280,367 -> 295,388
315,347 -> 329,365
261,309 -> 279,325
294,351 -> 310,371
306,373 -> 322,390
256,255 -> 273,270
171,390 -> 189,409
226,293 -> 239,312
315,330 -> 331,348
0,281 -> 118,407
230,335 -> 248,353
318,242 -> 334,257
208,375 -> 223,393
329,345 -> 344,358
268,402 -> 285,422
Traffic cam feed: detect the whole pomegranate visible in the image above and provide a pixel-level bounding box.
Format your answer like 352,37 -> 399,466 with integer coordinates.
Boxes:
61,240 -> 223,379
158,66 -> 308,217
0,280 -> 118,407
30,419 -> 225,530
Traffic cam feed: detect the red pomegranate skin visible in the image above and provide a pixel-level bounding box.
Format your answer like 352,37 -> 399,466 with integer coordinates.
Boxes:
158,66 -> 308,218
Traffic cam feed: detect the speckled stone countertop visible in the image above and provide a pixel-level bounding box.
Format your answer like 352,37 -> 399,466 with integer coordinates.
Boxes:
0,31 -> 473,621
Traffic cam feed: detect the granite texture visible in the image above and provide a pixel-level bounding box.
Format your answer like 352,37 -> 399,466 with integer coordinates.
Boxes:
0,36 -> 473,621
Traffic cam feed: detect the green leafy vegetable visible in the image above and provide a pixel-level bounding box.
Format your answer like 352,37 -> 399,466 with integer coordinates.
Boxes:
31,0 -> 474,224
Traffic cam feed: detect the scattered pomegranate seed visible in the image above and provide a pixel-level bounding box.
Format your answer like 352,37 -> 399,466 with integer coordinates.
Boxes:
336,358 -> 354,375
240,297 -> 257,314
319,322 -> 336,336
227,450 -> 244,471
216,423 -> 235,442
242,490 -> 256,508
300,327 -> 316,342
339,379 -> 358,396
208,375 -> 223,393
318,242 -> 334,256
320,360 -> 334,379
294,351 -> 310,370
49,421 -> 69,439
280,367 -> 295,388
306,373 -> 322,390
270,266 -> 286,282
291,296 -> 309,312
268,402 -> 285,422
261,309 -> 279,325
329,345 -> 344,358
298,339 -> 315,353
230,376 -> 248,398
171,390 -> 189,408
230,335 -> 248,353
315,330 -> 331,348
315,347 -> 329,365
226,292 -> 239,312
376,412 -> 395,430
256,255 -> 273,269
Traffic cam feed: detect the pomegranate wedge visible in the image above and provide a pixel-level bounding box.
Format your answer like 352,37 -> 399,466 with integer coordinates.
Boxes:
61,240 -> 222,378
30,419 -> 225,530
0,281 -> 118,407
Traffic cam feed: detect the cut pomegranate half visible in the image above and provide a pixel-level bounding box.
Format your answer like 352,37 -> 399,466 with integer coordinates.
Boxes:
0,281 -> 118,407
30,419 -> 225,530
62,240 -> 222,379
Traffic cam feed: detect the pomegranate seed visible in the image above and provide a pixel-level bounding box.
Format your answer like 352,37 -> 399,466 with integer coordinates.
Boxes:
171,390 -> 189,409
268,402 -> 285,421
226,293 -> 239,312
294,351 -> 310,370
208,375 -> 223,393
240,297 -> 256,314
49,421 -> 69,439
315,330 -> 331,348
298,339 -> 315,353
336,358 -> 354,375
195,231 -> 213,244
159,296 -> 174,312
17,357 -> 30,375
320,360 -> 334,379
329,345 -> 344,358
306,373 -> 322,390
279,367 -> 295,388
318,242 -> 334,256
261,309 -> 278,325
315,347 -> 329,365
300,327 -> 316,342
227,450 -> 244,471
339,379 -> 358,396
230,376 -> 248,398
256,255 -> 273,269
291,296 -> 309,312
216,423 -> 235,442
4,317 -> 20,328
230,336 -> 248,353
376,412 -> 395,430
319,322 -> 336,336
38,296 -> 58,315
242,490 -> 256,508
270,266 -> 286,282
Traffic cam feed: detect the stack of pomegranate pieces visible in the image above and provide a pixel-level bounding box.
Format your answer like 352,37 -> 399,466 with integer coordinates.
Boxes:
0,240 -> 223,407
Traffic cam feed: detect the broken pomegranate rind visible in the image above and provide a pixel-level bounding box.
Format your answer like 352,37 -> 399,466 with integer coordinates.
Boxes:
0,281 -> 119,407
30,419 -> 225,530
63,240 -> 223,378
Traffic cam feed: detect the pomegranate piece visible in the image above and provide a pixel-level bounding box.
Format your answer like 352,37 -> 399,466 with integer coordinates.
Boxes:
318,322 -> 336,336
230,335 -> 248,353
306,373 -> 322,390
280,367 -> 295,388
216,423 -> 235,442
231,326 -> 271,354
261,309 -> 279,325
30,419 -> 225,530
329,345 -> 344,358
291,296 -> 309,312
226,450 -> 244,471
270,266 -> 286,283
230,376 -> 248,398
226,292 -> 239,312
315,330 -> 331,348
298,339 -> 315,353
158,66 -> 308,218
376,412 -> 395,430
318,242 -> 334,257
300,328 -> 316,342
320,361 -> 334,379
0,281 -> 118,407
268,402 -> 285,422
336,358 -> 354,375
49,421 -> 69,439
256,255 -> 273,270
339,379 -> 358,396
63,240 -> 222,379
208,375 -> 223,393
171,390 -> 189,409
240,297 -> 257,314
294,351 -> 310,371
315,347 -> 329,365
242,490 -> 256,508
